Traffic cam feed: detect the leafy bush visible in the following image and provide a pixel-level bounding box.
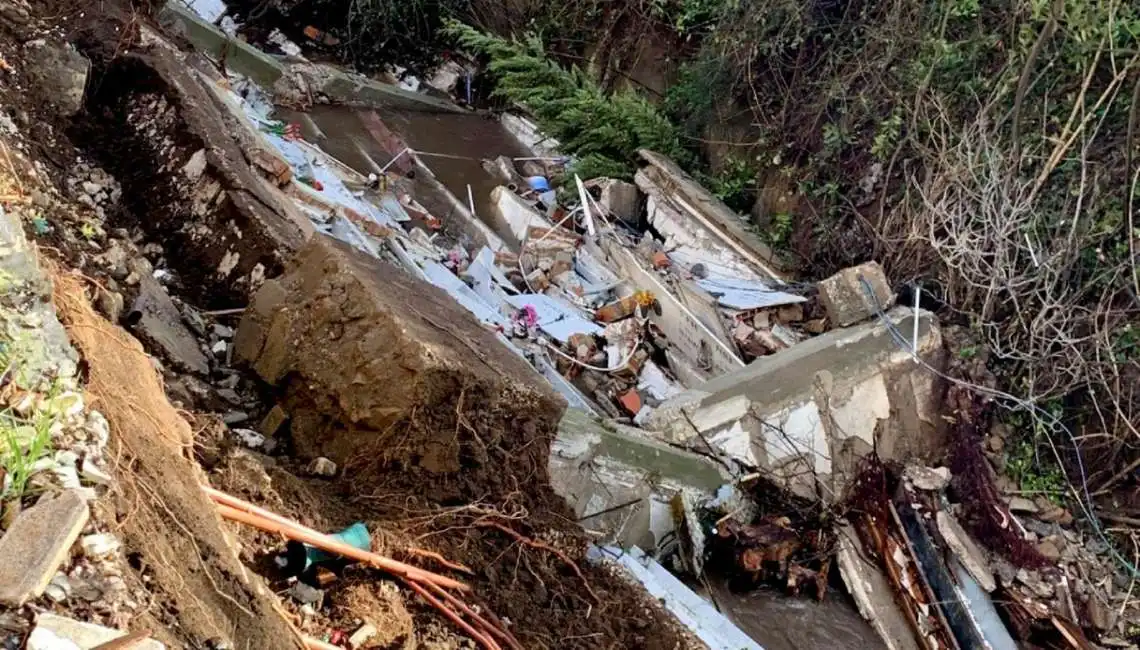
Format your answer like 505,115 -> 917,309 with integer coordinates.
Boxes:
445,22 -> 693,180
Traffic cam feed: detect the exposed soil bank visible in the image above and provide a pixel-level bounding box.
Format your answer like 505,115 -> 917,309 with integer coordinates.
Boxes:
233,234 -> 563,499
73,48 -> 312,309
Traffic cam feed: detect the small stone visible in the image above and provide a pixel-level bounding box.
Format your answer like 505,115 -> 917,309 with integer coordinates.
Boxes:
85,412 -> 110,448
348,623 -> 377,648
80,533 -> 120,559
1087,595 -> 1111,631
232,429 -> 265,449
79,458 -> 112,486
222,411 -> 249,425
1037,502 -> 1073,525
306,457 -> 337,477
986,435 -> 1004,453
1016,568 -> 1055,598
1036,539 -> 1061,563
289,582 -> 323,606
904,465 -> 951,491
96,290 -> 124,324
212,323 -> 235,339
211,340 -> 227,355
127,256 -> 152,279
215,389 -> 242,406
1007,496 -> 1039,514
0,490 -> 89,606
42,574 -> 70,603
259,405 -> 289,438
51,464 -> 82,490
803,318 -> 827,334
81,181 -> 101,196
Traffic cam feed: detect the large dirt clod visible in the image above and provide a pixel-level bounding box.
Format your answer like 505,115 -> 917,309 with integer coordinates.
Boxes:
234,234 -> 566,500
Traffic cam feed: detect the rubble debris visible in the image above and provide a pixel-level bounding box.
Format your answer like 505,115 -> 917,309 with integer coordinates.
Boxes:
305,457 -> 337,477
0,489 -> 89,606
347,623 -> 377,648
79,533 -> 121,559
259,404 -> 289,437
126,277 -> 210,375
26,614 -> 163,650
903,464 -> 951,491
289,582 -> 324,606
818,261 -> 893,327
935,511 -> 995,592
588,177 -> 642,223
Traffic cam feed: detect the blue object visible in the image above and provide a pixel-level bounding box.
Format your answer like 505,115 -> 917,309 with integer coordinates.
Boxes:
285,522 -> 371,574
525,176 -> 551,192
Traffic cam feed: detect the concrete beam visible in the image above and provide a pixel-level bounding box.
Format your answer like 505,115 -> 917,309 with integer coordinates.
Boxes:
645,307 -> 945,501
549,408 -> 731,550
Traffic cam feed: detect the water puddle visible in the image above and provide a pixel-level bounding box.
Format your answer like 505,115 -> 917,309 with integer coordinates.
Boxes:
278,105 -> 532,246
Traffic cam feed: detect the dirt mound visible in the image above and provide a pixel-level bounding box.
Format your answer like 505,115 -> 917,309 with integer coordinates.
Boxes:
50,264 -> 303,650
233,234 -> 565,502
223,236 -> 689,648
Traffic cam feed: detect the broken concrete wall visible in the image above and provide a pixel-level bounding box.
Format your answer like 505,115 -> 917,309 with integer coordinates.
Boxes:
597,236 -> 745,380
549,408 -> 731,550
646,307 -> 945,501
637,149 -> 785,281
234,235 -> 566,499
79,47 -> 312,308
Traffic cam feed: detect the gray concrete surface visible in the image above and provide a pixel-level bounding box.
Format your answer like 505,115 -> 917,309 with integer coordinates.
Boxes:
646,307 -> 945,502
549,408 -> 732,551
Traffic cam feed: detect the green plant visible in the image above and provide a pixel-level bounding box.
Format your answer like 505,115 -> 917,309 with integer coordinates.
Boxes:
871,112 -> 902,160
704,156 -> 757,214
447,22 -> 693,180
1005,437 -> 1067,502
767,212 -> 794,247
0,404 -> 54,500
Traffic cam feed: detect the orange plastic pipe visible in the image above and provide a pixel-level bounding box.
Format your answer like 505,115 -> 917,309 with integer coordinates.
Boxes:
215,503 -> 469,592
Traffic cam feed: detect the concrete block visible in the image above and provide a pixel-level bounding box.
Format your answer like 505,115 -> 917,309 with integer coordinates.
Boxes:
0,490 -> 90,606
598,179 -> 640,224
819,261 -> 894,327
29,613 -> 164,650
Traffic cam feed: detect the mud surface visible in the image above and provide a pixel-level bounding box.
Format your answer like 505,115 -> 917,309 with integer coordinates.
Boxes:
234,234 -> 564,499
282,105 -> 534,246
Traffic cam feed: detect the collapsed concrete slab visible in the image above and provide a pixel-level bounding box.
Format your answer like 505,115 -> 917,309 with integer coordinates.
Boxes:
646,307 -> 945,501
636,149 -> 785,282
234,235 -> 566,498
549,408 -> 731,550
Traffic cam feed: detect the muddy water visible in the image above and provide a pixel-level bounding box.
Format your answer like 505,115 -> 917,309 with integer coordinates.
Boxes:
278,105 -> 532,245
705,576 -> 884,650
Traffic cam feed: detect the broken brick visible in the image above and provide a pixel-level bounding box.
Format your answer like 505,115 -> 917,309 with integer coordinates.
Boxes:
617,389 -> 642,415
